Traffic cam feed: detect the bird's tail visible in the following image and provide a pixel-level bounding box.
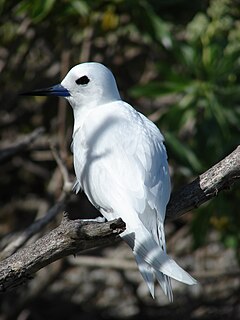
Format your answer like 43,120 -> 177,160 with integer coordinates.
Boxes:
135,256 -> 173,301
122,228 -> 196,300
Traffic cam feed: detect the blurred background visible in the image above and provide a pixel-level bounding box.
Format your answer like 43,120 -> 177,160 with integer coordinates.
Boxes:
0,0 -> 240,319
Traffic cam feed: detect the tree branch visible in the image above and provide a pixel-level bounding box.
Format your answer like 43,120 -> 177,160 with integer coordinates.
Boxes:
166,145 -> 240,219
0,215 -> 126,292
0,146 -> 239,292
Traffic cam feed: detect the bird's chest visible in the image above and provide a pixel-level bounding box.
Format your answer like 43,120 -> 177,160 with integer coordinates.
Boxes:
72,117 -> 114,187
71,105 -> 144,209
72,124 -> 116,211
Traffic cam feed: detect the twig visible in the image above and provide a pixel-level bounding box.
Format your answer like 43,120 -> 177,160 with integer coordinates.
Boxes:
57,50 -> 70,161
0,127 -> 45,164
80,26 -> 94,62
166,145 -> 240,220
0,194 -> 67,260
50,142 -> 73,192
68,255 -> 137,271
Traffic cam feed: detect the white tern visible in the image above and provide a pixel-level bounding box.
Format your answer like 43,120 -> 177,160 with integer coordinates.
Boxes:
22,62 -> 197,300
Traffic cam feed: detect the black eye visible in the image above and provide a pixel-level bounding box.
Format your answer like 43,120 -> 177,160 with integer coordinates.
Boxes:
75,75 -> 90,85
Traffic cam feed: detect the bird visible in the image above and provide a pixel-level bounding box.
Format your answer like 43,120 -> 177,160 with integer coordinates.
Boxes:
21,62 -> 197,300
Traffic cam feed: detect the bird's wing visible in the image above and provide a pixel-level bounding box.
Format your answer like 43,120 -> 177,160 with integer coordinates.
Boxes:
135,111 -> 171,225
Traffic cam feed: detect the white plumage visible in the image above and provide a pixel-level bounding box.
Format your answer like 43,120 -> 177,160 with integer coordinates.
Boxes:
24,62 -> 197,300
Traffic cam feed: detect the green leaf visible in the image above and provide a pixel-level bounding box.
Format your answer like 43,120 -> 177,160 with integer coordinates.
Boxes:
71,0 -> 89,16
164,131 -> 203,172
224,235 -> 238,249
17,0 -> 56,22
129,80 -> 192,98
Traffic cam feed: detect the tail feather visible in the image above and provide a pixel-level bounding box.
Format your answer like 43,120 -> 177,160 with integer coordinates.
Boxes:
123,229 -> 196,284
134,235 -> 197,285
135,255 -> 174,301
135,256 -> 155,298
155,270 -> 173,302
155,220 -> 173,301
122,228 -> 196,301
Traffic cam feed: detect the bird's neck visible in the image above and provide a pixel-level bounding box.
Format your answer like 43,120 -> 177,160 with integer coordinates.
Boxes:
72,103 -> 98,137
71,99 -> 122,137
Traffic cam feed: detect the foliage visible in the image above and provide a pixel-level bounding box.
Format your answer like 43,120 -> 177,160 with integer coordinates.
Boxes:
130,0 -> 240,252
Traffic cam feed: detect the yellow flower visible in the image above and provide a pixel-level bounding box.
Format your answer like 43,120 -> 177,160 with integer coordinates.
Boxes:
210,216 -> 229,231
101,7 -> 118,31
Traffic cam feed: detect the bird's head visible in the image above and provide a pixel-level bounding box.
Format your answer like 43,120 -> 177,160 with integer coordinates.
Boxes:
21,62 -> 121,109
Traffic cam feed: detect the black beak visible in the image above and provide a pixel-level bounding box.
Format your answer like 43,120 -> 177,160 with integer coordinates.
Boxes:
20,84 -> 70,97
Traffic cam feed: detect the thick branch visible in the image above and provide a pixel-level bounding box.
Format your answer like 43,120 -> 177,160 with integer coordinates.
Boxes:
0,146 -> 239,292
0,215 -> 126,292
166,145 -> 240,219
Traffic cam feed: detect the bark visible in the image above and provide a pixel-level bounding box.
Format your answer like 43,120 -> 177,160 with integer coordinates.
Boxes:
0,215 -> 126,292
166,145 -> 240,219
